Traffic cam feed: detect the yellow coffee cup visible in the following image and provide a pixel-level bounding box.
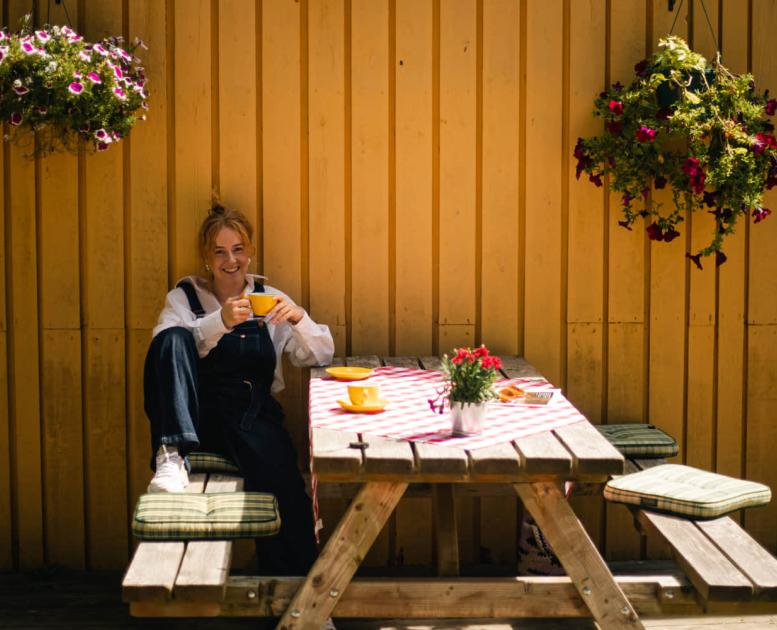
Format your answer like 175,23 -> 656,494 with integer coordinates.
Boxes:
347,383 -> 380,407
248,293 -> 278,316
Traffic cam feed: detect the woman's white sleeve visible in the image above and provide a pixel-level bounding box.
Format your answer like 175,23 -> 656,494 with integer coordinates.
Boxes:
153,288 -> 230,358
285,313 -> 335,368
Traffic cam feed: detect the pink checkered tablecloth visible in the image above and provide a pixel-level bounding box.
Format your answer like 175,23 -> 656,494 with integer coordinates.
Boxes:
309,366 -> 588,451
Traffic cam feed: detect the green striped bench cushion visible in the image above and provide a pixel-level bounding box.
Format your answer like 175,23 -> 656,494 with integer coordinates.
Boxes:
604,464 -> 772,519
596,423 -> 678,458
132,492 -> 280,540
187,451 -> 240,474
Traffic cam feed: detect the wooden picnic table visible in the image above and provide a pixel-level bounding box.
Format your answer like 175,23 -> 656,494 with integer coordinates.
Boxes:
278,355 -> 644,630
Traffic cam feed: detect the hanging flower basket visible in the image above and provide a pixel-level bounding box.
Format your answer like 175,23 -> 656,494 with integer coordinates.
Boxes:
0,15 -> 148,155
575,36 -> 775,269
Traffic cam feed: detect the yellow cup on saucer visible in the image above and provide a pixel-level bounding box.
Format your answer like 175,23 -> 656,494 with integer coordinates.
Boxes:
347,383 -> 380,407
248,293 -> 278,316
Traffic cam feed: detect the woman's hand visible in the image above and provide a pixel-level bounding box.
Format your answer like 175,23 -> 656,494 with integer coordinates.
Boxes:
221,295 -> 252,329
267,294 -> 305,326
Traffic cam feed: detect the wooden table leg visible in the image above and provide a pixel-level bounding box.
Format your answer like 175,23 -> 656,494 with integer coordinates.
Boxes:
432,483 -> 459,576
514,482 -> 645,630
276,481 -> 408,630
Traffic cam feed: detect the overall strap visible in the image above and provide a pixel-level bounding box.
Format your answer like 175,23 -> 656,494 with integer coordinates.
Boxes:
176,280 -> 206,318
253,279 -> 265,293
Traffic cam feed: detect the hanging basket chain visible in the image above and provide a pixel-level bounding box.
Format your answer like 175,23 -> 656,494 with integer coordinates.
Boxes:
669,0 -> 719,56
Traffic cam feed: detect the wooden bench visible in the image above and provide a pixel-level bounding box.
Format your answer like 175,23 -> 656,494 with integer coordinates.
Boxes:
622,458 -> 777,612
122,472 -> 245,610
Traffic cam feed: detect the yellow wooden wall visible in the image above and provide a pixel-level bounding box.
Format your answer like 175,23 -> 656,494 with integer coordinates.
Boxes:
1,0 -> 776,571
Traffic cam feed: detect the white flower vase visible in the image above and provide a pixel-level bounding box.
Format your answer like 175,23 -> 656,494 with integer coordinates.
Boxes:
450,400 -> 487,436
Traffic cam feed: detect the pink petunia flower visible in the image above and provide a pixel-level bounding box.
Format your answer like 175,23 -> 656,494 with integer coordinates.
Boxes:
73,71 -> 83,79
0,46 -> 8,63
78,51 -> 91,62
68,81 -> 84,95
636,126 -> 657,142
37,106 -> 48,114
113,87 -> 126,100
753,207 -> 772,223
13,85 -> 29,95
608,100 -> 623,115
61,26 -> 76,38
21,41 -> 36,54
9,112 -> 22,126
94,129 -> 110,141
96,141 -> 110,152
0,31 -> 6,41
35,30 -> 49,42
113,65 -> 123,79
766,99 -> 777,116
93,43 -> 108,56
87,72 -> 101,84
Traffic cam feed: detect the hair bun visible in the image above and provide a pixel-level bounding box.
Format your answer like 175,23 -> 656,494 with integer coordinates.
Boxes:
210,202 -> 226,216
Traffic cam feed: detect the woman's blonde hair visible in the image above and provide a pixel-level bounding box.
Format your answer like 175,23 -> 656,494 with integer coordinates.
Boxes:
198,203 -> 254,265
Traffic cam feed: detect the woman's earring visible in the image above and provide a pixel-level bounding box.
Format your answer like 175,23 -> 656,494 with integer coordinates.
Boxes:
248,257 -> 252,265
205,264 -> 210,272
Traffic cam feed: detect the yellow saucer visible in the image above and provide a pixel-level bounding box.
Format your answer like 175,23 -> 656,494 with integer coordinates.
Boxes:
325,366 -> 375,381
337,399 -> 389,414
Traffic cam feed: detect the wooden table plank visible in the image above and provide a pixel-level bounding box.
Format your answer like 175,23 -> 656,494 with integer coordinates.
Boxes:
514,431 -> 572,476
383,356 -> 421,369
311,427 -> 363,476
418,356 -> 443,371
346,355 -> 382,368
412,442 -> 469,476
637,510 -> 753,601
311,357 -> 344,379
554,421 -> 624,477
360,433 -> 415,475
499,355 -> 543,378
696,516 -> 777,599
515,482 -> 645,629
468,442 -> 522,477
276,482 -> 408,630
174,475 -> 243,602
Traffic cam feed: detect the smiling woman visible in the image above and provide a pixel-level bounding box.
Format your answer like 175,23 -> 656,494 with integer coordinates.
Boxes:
142,202 -> 335,576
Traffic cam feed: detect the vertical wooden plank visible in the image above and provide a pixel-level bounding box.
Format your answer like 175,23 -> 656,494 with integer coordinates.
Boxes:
219,0 -> 258,231
605,0 -> 648,562
127,0 -> 169,515
6,148 -> 42,570
438,0 -> 476,353
82,0 -> 128,571
0,96 -> 9,566
350,0 -> 389,354
37,0 -> 84,566
747,0 -> 777,552
479,0 -> 520,568
524,0 -> 563,385
6,0 -> 43,568
566,0 -> 605,423
395,0 -> 433,356
263,0 -> 302,298
715,0 -> 748,482
481,0 -> 519,354
40,331 -> 84,568
607,2 -> 648,429
649,0 -> 688,460
309,0 -> 347,354
685,0 -> 719,471
173,0 -> 212,280
0,332 -> 11,570
84,331 -> 128,568
745,327 -> 777,550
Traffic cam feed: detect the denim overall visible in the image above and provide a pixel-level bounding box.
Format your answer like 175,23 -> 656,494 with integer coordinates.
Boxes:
143,280 -> 317,575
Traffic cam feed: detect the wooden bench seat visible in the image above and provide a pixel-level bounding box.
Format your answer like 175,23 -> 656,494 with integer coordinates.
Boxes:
620,458 -> 777,608
122,472 -> 242,605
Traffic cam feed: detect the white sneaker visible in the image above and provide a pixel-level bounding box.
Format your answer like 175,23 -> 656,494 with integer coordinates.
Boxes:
320,619 -> 336,630
147,445 -> 189,493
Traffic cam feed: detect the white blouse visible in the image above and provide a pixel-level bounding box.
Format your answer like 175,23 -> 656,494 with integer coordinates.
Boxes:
153,274 -> 335,393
